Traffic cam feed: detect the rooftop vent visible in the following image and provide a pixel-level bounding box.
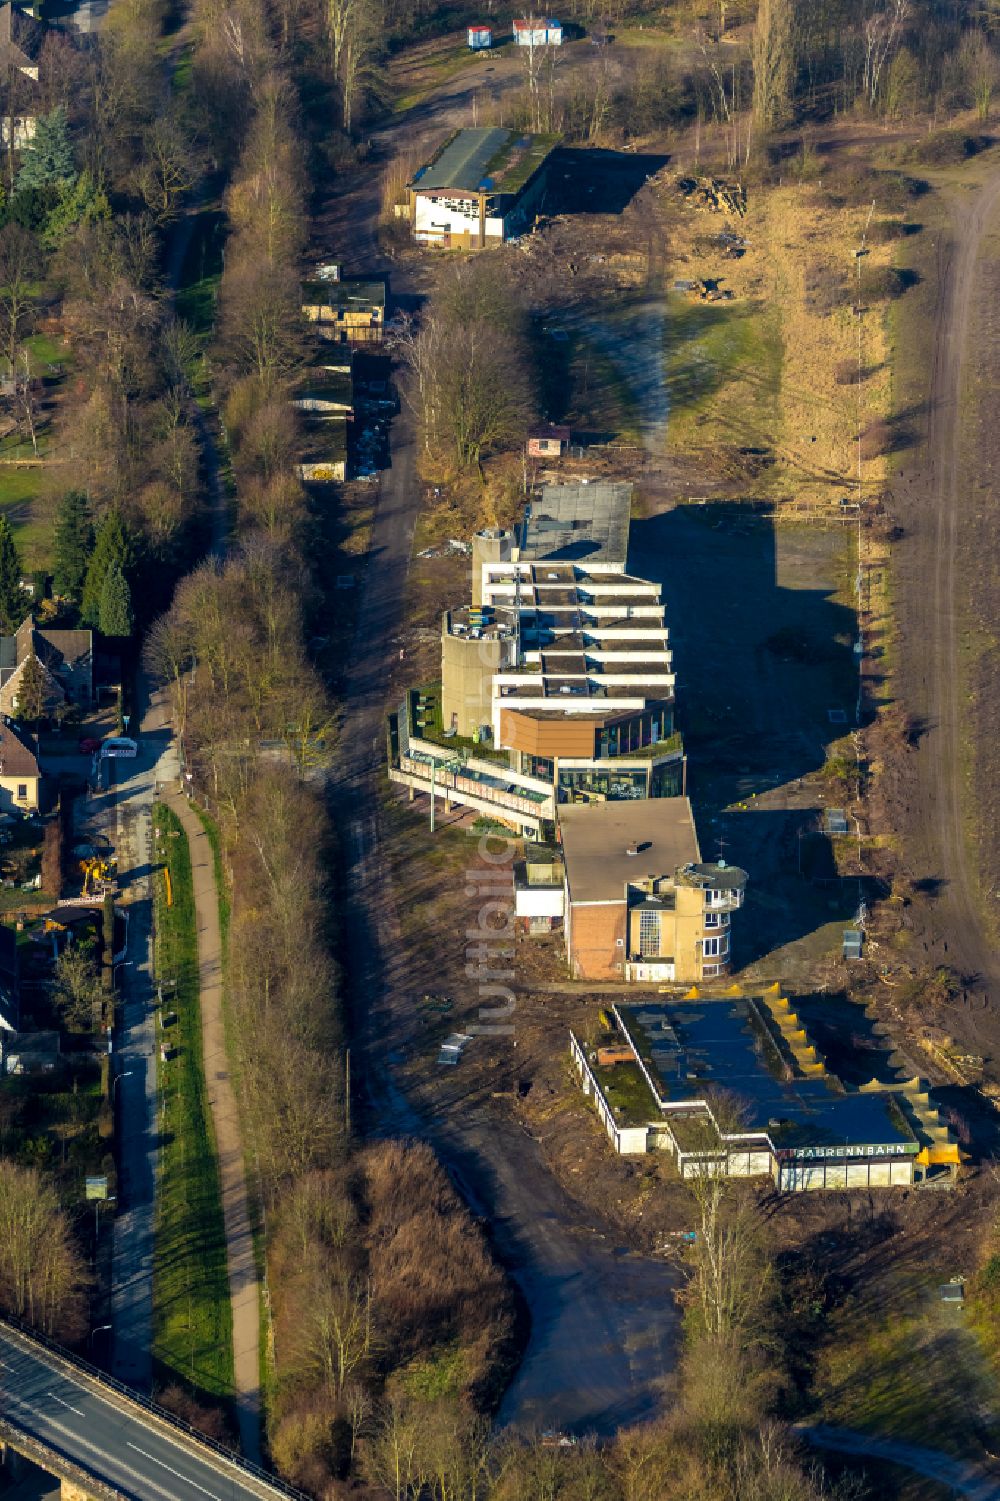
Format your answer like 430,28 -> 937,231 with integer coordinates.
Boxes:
626,844 -> 638,857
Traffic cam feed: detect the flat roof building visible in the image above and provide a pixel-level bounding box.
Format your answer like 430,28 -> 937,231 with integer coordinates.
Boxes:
408,127 -> 560,249
558,799 -> 745,983
518,481 -> 632,567
571,991 -> 960,1189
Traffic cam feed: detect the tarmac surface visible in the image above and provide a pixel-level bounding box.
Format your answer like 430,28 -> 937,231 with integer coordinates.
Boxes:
0,1326 -> 280,1501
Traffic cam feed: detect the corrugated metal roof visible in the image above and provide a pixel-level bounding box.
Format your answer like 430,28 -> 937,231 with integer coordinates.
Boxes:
417,127 -> 511,193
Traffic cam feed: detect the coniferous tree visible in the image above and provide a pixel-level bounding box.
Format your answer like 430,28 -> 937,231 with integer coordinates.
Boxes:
0,517 -> 23,634
81,513 -> 133,629
15,108 -> 76,195
15,652 -> 47,723
98,560 -> 133,637
52,492 -> 93,604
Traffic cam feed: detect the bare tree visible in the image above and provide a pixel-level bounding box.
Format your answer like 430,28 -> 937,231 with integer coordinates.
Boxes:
52,946 -> 104,1033
751,0 -> 795,136
862,0 -> 909,111
0,1161 -> 86,1335
0,226 -> 38,387
677,1101 -> 771,1341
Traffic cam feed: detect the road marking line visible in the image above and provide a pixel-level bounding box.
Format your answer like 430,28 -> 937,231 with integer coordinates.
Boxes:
126,1440 -> 222,1500
47,1391 -> 84,1416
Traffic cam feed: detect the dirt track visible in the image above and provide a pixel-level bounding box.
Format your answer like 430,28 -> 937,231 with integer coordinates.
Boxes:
892,165 -> 1000,1035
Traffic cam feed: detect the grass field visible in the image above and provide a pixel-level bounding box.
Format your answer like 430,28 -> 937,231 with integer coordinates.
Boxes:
152,802 -> 234,1402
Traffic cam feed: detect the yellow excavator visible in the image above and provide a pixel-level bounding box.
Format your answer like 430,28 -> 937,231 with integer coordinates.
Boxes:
80,856 -> 116,897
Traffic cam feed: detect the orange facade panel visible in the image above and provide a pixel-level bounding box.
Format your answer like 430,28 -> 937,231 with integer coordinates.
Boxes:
500,709 -> 597,758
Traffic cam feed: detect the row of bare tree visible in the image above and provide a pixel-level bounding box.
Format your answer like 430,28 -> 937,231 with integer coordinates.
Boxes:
143,0 -> 516,1486
399,258 -> 534,471
469,0 -> 1000,157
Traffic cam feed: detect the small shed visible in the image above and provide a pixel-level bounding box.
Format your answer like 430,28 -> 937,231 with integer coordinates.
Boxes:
467,24 -> 492,48
514,17 -> 563,45
527,422 -> 570,459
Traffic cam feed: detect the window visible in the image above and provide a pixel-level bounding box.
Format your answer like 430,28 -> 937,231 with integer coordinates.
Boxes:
705,912 -> 720,928
638,910 -> 661,957
17,784 -> 27,801
703,936 -> 721,957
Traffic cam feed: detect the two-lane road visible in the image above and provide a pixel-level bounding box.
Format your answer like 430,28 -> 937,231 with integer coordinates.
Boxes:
0,1327 -> 283,1501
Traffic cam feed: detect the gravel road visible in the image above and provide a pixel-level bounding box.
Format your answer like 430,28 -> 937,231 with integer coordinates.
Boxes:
893,167 -> 1000,1024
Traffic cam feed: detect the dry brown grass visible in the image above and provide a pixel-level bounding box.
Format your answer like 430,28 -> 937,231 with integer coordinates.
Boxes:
662,175 -> 898,504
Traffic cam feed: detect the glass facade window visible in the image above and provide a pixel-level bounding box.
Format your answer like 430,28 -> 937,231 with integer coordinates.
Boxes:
650,760 -> 683,799
558,768 -> 648,803
597,707 -> 672,759
522,754 -> 555,781
638,910 -> 661,957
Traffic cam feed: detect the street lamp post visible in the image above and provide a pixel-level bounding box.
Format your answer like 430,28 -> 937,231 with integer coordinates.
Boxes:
89,1323 -> 112,1352
111,1069 -> 133,1107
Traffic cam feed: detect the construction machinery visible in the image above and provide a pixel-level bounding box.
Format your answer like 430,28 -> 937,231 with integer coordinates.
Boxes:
80,855 -> 116,897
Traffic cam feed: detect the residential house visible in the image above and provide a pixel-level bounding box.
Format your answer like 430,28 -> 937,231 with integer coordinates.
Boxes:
557,798 -> 746,983
513,17 -> 563,45
527,423 -> 570,459
0,1 -> 43,147
408,127 -> 559,249
0,716 -> 41,813
0,617 -> 93,717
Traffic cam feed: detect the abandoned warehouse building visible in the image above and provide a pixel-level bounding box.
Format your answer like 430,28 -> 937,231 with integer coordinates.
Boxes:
407,127 -> 560,248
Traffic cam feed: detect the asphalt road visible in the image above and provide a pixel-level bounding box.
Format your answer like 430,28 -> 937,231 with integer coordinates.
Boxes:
0,1327 -> 280,1501
109,689 -> 177,1389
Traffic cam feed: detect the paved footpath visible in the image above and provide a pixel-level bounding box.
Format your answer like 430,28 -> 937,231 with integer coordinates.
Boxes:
164,789 -> 261,1463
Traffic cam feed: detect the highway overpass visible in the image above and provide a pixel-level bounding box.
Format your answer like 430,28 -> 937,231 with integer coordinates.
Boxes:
0,1323 -> 298,1501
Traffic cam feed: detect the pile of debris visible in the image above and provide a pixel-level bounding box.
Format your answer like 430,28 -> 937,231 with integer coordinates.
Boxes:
676,175 -> 747,216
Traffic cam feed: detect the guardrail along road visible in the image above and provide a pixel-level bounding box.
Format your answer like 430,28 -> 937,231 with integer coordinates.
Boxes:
0,1324 -> 295,1501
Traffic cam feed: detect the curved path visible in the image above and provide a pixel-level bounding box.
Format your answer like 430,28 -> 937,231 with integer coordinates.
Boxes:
894,165 -> 1000,1012
163,790 -> 260,1463
802,1424 -> 1000,1499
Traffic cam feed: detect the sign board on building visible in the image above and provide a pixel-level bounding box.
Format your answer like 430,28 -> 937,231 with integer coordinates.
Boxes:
85,1175 -> 109,1200
776,1141 -> 917,1162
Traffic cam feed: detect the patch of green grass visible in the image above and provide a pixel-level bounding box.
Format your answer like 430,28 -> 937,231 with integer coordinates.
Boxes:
24,332 -> 70,371
0,436 -> 51,568
176,210 -> 226,342
152,802 -> 234,1403
665,293 -> 783,452
561,328 -> 644,442
814,1295 -> 1000,1457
